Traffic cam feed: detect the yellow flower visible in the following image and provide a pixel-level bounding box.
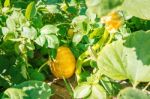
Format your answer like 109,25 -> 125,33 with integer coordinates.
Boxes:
101,11 -> 122,33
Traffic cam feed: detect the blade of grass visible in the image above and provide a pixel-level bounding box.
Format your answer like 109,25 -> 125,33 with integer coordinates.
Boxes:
63,77 -> 74,98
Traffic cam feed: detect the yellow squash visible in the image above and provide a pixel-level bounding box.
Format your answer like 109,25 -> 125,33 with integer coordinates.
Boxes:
49,46 -> 76,79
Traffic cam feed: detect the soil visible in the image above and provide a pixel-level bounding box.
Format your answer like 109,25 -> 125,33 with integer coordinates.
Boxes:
48,75 -> 77,99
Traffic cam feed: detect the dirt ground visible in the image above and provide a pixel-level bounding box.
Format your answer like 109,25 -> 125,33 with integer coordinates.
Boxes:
49,75 -> 77,99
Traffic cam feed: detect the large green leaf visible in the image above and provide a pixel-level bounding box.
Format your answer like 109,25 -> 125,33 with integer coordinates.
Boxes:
122,0 -> 150,20
86,0 -> 124,17
2,80 -> 52,99
97,31 -> 150,85
117,87 -> 150,99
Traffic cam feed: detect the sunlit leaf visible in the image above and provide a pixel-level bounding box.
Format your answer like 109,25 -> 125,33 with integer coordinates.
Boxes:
46,5 -> 59,13
72,33 -> 84,45
40,25 -> 58,35
6,17 -> 16,32
122,0 -> 150,20
25,1 -> 36,20
22,27 -> 37,40
35,35 -> 46,47
87,84 -> 106,99
86,0 -> 124,17
97,31 -> 150,85
2,27 -> 9,35
74,82 -> 92,99
2,88 -> 27,99
46,35 -> 59,48
4,0 -> 10,7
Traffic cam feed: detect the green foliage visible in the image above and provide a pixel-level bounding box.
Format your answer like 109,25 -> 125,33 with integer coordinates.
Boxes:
35,25 -> 59,48
86,0 -> 124,17
0,0 -> 150,98
122,0 -> 150,20
2,80 -> 52,99
117,87 -> 150,99
4,0 -> 10,7
25,1 -> 36,20
74,82 -> 106,99
97,31 -> 150,86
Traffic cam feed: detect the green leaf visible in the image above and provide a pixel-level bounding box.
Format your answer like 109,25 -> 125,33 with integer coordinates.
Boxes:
97,31 -> 150,85
72,15 -> 90,34
25,1 -> 36,20
67,6 -> 78,15
4,0 -> 10,7
26,40 -> 35,51
6,17 -> 16,32
35,25 -> 59,48
22,27 -> 37,40
35,35 -> 46,47
46,35 -> 59,48
46,5 -> 59,13
86,0 -> 124,17
74,82 -> 106,99
74,82 -> 92,99
72,33 -> 84,45
87,84 -> 106,99
2,27 -> 9,35
0,54 -> 28,87
117,87 -> 150,99
2,88 -> 27,99
2,80 -> 52,99
122,0 -> 150,20
40,25 -> 58,35
29,69 -> 45,81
